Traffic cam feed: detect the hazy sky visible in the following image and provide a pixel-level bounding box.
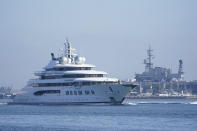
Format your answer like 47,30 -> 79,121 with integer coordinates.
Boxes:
0,0 -> 197,90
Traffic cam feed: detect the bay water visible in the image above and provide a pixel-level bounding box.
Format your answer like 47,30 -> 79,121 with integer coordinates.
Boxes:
0,98 -> 197,131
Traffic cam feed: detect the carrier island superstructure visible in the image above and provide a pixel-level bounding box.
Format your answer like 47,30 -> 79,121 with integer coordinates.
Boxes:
134,47 -> 197,96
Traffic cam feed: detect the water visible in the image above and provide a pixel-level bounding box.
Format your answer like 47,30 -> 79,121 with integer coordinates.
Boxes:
0,99 -> 197,131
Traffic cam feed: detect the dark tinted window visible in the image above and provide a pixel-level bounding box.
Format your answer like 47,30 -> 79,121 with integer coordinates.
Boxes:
78,90 -> 82,95
91,90 -> 95,95
34,90 -> 60,96
40,74 -> 103,79
65,91 -> 69,95
32,81 -> 117,87
46,67 -> 91,71
85,90 -> 90,95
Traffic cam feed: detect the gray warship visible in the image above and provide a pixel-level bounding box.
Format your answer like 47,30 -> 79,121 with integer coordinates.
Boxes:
133,47 -> 197,97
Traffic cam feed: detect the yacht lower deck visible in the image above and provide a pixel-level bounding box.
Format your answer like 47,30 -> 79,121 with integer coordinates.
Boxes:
12,84 -> 132,105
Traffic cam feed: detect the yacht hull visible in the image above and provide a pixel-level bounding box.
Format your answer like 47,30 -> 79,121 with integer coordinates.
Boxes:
11,84 -> 133,105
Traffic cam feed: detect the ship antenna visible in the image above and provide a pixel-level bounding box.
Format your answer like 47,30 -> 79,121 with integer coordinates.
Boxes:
145,45 -> 153,72
178,59 -> 184,80
64,38 -> 71,58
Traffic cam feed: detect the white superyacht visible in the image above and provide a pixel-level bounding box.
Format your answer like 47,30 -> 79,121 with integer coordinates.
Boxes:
13,40 -> 136,104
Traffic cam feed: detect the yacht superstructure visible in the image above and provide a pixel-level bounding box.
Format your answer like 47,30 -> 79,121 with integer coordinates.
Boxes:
13,40 -> 136,104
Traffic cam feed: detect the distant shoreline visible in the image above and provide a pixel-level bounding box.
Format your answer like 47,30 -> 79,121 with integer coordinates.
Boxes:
126,95 -> 197,99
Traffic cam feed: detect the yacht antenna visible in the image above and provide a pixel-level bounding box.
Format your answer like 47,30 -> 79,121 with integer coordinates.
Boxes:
64,39 -> 71,58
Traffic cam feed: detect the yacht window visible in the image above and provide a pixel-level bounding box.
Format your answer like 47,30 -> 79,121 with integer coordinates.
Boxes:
74,91 -> 77,95
65,91 -> 69,95
78,90 -> 82,95
91,90 -> 95,95
40,74 -> 104,80
85,90 -> 90,95
46,67 -> 92,71
34,90 -> 60,96
33,81 -> 118,87
70,91 -> 73,95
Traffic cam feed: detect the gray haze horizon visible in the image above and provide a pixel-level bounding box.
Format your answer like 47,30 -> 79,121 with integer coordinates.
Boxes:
0,0 -> 197,90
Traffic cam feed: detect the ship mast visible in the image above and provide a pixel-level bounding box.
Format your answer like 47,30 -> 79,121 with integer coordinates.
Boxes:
178,59 -> 184,81
64,39 -> 77,63
64,39 -> 71,58
144,46 -> 153,72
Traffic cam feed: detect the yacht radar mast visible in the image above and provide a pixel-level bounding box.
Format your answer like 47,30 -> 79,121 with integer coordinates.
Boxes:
64,39 -> 77,63
64,39 -> 71,58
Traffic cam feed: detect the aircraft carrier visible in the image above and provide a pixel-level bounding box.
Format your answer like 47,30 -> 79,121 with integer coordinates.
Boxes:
132,46 -> 197,97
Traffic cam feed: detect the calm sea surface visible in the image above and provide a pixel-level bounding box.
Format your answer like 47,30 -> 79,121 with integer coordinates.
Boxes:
0,98 -> 197,131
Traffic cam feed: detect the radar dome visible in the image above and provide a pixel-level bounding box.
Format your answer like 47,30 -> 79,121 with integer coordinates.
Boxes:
75,56 -> 86,64
60,57 -> 69,64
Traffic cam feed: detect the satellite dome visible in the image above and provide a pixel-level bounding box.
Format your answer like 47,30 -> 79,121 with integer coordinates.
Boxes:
75,56 -> 86,64
60,57 -> 69,64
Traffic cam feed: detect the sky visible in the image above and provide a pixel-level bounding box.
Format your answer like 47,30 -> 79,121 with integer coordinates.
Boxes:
0,0 -> 197,90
